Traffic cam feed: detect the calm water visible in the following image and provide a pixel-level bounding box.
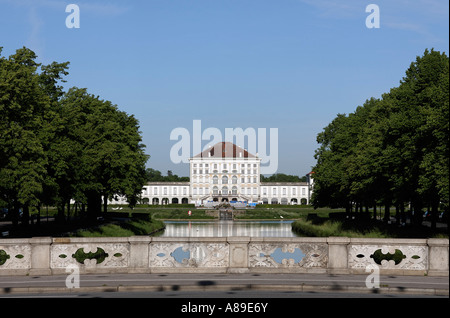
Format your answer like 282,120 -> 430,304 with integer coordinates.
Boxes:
160,220 -> 299,237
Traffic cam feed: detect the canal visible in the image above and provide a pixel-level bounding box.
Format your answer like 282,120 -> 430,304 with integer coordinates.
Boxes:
160,220 -> 299,237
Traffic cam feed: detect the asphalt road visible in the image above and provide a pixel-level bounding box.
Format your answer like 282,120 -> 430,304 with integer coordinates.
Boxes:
1,272 -> 447,317
0,272 -> 447,297
2,290 -> 446,298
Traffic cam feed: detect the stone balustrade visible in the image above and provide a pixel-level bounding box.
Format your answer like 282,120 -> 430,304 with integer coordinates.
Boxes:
0,237 -> 448,276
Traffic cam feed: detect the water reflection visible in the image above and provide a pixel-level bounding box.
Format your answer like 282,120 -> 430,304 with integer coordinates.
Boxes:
161,220 -> 299,237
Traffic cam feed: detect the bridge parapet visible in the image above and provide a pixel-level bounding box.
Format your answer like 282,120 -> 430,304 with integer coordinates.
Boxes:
0,237 -> 448,276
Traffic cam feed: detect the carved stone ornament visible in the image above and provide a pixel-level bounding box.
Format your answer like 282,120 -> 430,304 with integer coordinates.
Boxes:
248,243 -> 328,268
51,243 -> 129,268
348,245 -> 428,270
0,244 -> 31,269
149,242 -> 229,268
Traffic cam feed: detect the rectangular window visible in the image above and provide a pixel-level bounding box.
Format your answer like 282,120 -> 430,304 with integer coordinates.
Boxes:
154,187 -> 158,195
164,187 -> 167,195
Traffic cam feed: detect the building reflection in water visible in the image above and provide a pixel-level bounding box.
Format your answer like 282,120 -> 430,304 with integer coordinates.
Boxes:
161,220 -> 299,237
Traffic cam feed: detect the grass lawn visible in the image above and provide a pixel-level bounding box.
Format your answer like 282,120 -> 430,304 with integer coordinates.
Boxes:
72,217 -> 165,237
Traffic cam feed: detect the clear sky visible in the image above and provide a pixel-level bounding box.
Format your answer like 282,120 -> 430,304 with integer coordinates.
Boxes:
1,0 -> 448,177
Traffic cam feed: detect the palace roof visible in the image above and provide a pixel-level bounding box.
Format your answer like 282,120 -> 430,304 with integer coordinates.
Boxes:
193,142 -> 257,159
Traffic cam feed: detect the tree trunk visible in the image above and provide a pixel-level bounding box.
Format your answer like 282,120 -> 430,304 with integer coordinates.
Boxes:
346,202 -> 351,218
12,199 -> 20,227
395,204 -> 400,225
431,199 -> 438,230
66,199 -> 71,222
36,204 -> 41,226
103,193 -> 108,215
412,199 -> 423,226
21,204 -> 30,227
400,202 -> 406,225
57,202 -> 65,224
87,191 -> 102,221
383,198 -> 391,222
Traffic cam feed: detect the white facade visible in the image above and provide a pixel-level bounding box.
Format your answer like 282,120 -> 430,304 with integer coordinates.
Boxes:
143,182 -> 190,205
109,142 -> 312,205
189,142 -> 262,203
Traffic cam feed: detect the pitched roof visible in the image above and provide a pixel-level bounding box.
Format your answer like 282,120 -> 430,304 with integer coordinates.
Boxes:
193,142 -> 256,158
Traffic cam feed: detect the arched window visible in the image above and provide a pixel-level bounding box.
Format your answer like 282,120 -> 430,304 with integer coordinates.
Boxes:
222,175 -> 228,184
213,186 -> 219,195
232,175 -> 237,184
213,175 -> 218,184
222,186 -> 228,195
232,186 -> 238,195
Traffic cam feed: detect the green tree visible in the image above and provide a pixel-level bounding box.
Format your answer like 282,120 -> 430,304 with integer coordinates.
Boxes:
145,168 -> 189,182
0,47 -> 56,225
59,87 -> 148,218
261,173 -> 306,182
312,49 -> 449,231
1,47 -> 150,227
396,49 -> 449,227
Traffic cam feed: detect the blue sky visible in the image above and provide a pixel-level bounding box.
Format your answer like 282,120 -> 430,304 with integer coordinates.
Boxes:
1,0 -> 448,177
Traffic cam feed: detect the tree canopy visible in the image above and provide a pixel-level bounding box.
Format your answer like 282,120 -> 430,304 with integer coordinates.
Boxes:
311,49 -> 449,229
145,168 -> 189,182
260,173 -> 307,183
0,47 -> 149,225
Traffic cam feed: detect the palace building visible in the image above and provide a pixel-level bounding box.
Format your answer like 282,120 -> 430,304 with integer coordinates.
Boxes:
111,142 -> 312,206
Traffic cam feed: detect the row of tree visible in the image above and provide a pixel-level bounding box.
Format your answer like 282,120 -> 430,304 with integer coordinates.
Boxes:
260,173 -> 307,183
0,47 -> 148,226
145,169 -> 308,183
311,49 -> 449,229
145,168 -> 189,182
